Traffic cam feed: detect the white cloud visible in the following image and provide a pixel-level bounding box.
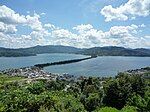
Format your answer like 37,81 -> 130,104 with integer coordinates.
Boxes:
101,0 -> 150,21
0,5 -> 48,47
71,24 -> 149,48
26,13 -> 43,31
50,29 -> 80,47
0,22 -> 17,33
0,23 -> 149,48
0,5 -> 149,48
52,29 -> 75,38
101,5 -> 128,22
73,24 -> 93,33
136,36 -> 150,48
43,24 -> 149,48
0,5 -> 27,24
105,25 -> 140,47
44,23 -> 56,30
140,24 -> 146,27
0,5 -> 44,31
108,24 -> 138,38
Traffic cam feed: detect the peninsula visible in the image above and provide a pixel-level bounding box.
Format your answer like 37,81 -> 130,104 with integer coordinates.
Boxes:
34,55 -> 97,68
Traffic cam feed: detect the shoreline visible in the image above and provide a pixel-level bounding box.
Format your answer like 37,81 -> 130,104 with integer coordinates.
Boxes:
0,65 -> 149,81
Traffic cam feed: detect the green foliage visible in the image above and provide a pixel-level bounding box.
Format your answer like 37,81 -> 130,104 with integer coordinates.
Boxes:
84,93 -> 102,111
127,91 -> 150,112
0,73 -> 149,112
0,74 -> 25,83
45,80 -> 66,91
95,107 -> 119,112
95,106 -> 137,112
27,81 -> 45,94
50,92 -> 85,112
39,106 -> 51,112
103,73 -> 147,109
0,74 -> 26,93
0,88 -> 85,112
103,79 -> 131,109
121,106 -> 137,112
78,77 -> 104,111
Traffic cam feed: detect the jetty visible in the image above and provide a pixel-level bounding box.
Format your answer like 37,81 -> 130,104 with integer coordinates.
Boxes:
34,55 -> 97,68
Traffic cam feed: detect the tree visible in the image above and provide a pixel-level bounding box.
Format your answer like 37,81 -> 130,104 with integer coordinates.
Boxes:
95,107 -> 119,112
103,74 -> 147,109
82,93 -> 103,112
127,93 -> 150,112
27,82 -> 45,94
103,79 -> 131,109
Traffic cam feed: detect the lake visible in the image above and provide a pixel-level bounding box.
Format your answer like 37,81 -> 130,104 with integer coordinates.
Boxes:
0,53 -> 150,77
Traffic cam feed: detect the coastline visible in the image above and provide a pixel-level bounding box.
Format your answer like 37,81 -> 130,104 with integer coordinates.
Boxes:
1,64 -> 149,82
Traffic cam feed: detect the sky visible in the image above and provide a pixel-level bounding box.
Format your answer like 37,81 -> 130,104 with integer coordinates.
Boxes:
0,0 -> 150,48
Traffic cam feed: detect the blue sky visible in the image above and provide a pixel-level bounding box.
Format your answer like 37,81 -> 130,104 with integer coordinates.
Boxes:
0,0 -> 150,48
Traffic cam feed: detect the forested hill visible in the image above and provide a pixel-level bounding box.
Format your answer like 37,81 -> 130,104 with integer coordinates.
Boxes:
0,47 -> 36,57
78,46 -> 150,57
0,45 -> 83,57
22,45 -> 83,54
0,45 -> 150,57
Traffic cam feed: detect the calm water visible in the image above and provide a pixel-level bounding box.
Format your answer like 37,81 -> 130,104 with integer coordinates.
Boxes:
0,53 -> 87,70
0,53 -> 150,77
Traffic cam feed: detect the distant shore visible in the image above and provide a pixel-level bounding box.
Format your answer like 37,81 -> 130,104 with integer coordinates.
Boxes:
1,45 -> 150,57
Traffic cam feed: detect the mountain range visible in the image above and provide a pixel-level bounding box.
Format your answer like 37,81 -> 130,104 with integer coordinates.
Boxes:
0,45 -> 150,57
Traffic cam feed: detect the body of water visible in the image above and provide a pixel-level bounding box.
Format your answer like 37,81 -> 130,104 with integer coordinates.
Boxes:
0,53 -> 150,77
0,53 -> 87,70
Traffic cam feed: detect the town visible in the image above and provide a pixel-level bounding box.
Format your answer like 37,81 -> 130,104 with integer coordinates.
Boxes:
0,66 -> 81,82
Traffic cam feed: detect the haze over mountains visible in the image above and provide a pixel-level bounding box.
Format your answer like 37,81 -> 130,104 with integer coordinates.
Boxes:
0,45 -> 150,57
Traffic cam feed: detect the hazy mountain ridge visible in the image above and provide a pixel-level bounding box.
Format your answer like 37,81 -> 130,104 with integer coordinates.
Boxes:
0,45 -> 83,57
0,45 -> 150,57
23,45 -> 83,54
0,47 -> 36,57
79,46 -> 150,56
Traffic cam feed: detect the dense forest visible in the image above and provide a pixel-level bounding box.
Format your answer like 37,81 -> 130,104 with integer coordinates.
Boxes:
0,45 -> 150,57
0,71 -> 150,112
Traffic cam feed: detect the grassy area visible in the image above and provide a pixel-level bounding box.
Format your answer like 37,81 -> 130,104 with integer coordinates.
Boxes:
0,74 -> 25,83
